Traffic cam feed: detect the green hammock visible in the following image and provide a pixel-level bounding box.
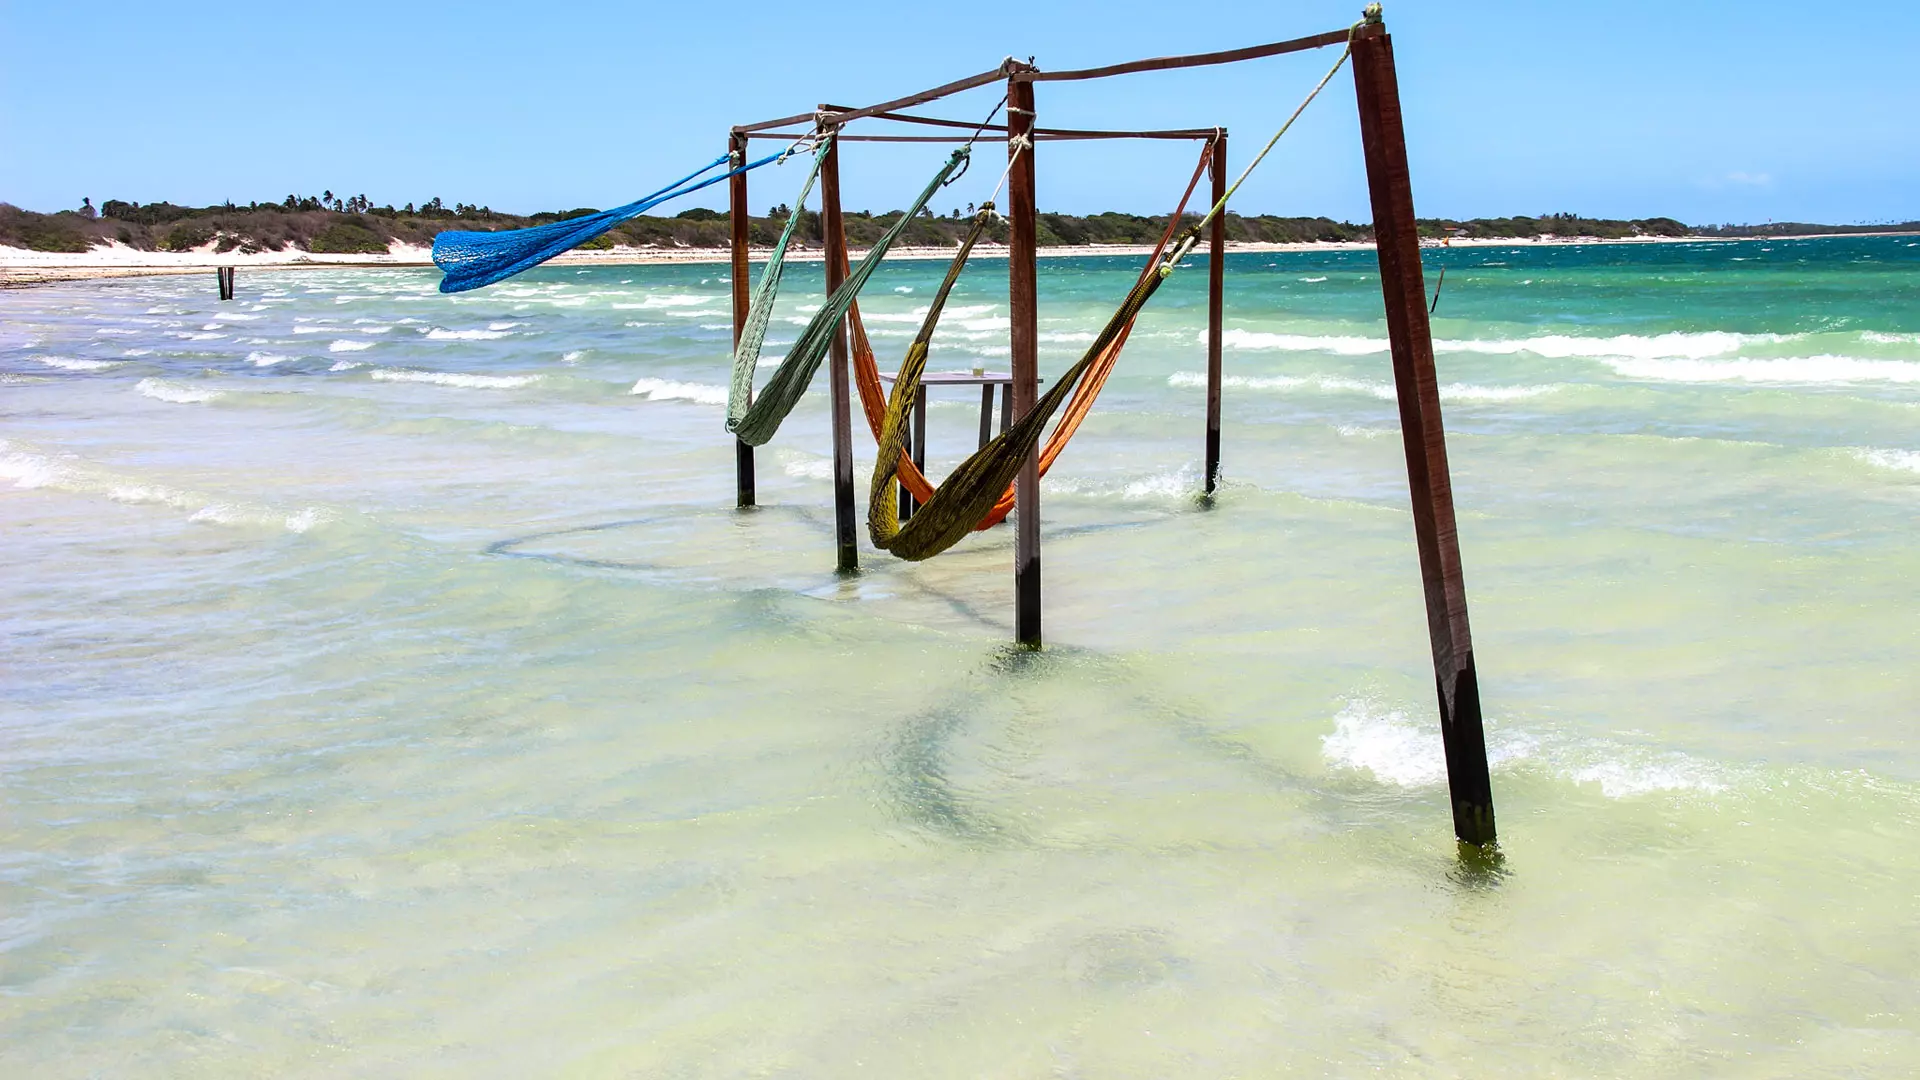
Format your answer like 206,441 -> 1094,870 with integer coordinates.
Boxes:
870,225 -> 1195,562
726,137 -> 830,429
729,146 -> 970,447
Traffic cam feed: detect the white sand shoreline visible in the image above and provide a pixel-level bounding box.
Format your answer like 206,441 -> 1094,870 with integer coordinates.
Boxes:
0,231 -> 1865,289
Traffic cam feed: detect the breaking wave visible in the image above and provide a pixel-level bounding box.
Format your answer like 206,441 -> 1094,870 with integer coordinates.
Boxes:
136,378 -> 225,404
371,369 -> 541,389
629,378 -> 727,405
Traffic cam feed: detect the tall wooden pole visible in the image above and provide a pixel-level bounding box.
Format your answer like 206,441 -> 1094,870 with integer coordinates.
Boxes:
817,119 -> 860,574
1205,131 -> 1227,496
1352,19 -> 1496,847
1007,74 -> 1042,647
728,130 -> 756,508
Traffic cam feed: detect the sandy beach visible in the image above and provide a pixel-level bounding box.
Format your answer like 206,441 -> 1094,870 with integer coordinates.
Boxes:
0,232 -> 1755,288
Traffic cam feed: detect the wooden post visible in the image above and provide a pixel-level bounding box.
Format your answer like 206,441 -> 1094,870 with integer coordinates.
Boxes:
1352,19 -> 1496,847
818,119 -> 860,574
909,388 -> 928,518
1205,131 -> 1227,495
216,266 -> 234,301
728,131 -> 756,508
1007,74 -> 1042,647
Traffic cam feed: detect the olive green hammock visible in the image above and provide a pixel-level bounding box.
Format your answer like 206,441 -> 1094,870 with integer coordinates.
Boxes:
726,139 -> 971,447
868,31 -> 1357,562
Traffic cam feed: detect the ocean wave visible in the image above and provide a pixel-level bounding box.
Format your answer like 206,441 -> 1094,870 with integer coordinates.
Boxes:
487,321 -> 525,331
247,351 -> 292,366
1861,331 -> 1920,344
372,368 -> 541,389
1167,370 -> 1557,402
1603,355 -> 1920,384
1322,698 -> 1727,798
560,350 -> 586,364
328,339 -> 374,353
1046,465 -> 1200,502
34,356 -> 124,372
1,437 -> 330,533
1213,328 -> 1800,360
424,328 -> 512,341
136,378 -> 225,404
1852,448 -> 1920,475
782,456 -> 833,480
328,360 -> 365,372
629,378 -> 727,405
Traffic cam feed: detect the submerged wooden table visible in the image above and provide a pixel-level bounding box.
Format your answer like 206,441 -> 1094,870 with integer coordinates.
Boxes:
877,370 -> 1042,518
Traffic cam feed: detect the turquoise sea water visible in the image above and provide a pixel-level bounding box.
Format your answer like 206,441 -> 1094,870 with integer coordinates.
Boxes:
3,237 -> 1918,1075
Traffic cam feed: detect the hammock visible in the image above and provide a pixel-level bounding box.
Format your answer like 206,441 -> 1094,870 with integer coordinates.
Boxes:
432,151 -> 779,294
870,233 -> 1191,561
727,137 -> 830,429
728,146 -> 970,447
855,140 -> 1216,557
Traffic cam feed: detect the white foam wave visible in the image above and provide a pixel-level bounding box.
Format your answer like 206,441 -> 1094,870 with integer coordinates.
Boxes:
2,437 -> 330,533
560,350 -> 586,364
783,457 -> 833,480
1047,465 -> 1199,502
629,378 -> 727,405
425,328 -> 511,341
136,378 -> 225,404
372,368 -> 540,389
1215,329 -> 1799,361
1299,275 -> 1329,283
247,351 -> 291,366
487,321 -> 525,331
1860,331 -> 1918,344
1217,330 -> 1387,355
1852,448 -> 1920,475
1322,698 -> 1726,798
1168,371 -> 1556,402
328,360 -> 365,372
34,357 -> 124,372
1040,331 -> 1097,344
1604,355 -> 1920,384
328,339 -> 374,353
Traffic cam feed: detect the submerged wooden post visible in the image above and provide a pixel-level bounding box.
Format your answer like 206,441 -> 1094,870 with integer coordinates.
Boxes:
216,266 -> 234,301
1007,72 -> 1042,647
1352,15 -> 1496,847
728,130 -> 756,508
1205,130 -> 1227,495
818,118 -> 860,574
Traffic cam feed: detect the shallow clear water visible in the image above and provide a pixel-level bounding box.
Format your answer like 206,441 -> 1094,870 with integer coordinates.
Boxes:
3,237 -> 1918,1075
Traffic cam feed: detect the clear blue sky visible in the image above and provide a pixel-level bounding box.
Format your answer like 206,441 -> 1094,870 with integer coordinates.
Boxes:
3,0 -> 1915,225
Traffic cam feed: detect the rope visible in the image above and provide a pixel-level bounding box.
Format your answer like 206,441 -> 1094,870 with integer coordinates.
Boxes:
1180,21 -> 1361,251
861,140 -> 1215,558
726,135 -> 831,428
433,151 -> 778,294
729,146 -> 970,446
844,139 -> 1214,522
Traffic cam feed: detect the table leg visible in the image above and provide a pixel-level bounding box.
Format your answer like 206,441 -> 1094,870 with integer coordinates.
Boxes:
912,387 -> 928,509
899,397 -> 915,520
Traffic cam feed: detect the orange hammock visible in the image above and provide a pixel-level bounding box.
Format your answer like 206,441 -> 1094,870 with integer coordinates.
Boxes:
840,139 -> 1216,530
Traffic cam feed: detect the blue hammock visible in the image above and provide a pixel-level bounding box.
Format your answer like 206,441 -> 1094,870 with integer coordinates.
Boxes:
432,151 -> 780,293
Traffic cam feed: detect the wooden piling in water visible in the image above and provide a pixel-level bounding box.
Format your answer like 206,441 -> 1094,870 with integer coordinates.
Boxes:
1007,74 -> 1042,647
817,120 -> 860,574
1205,131 -> 1227,495
728,131 -> 756,509
216,266 -> 234,301
1352,18 -> 1496,847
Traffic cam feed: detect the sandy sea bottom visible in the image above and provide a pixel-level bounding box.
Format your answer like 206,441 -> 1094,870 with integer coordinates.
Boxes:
3,238 -> 1919,1076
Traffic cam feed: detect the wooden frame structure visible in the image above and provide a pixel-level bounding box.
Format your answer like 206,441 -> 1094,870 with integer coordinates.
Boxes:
726,8 -> 1497,847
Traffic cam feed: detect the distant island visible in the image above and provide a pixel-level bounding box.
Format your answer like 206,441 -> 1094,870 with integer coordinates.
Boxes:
2,195 -> 1914,257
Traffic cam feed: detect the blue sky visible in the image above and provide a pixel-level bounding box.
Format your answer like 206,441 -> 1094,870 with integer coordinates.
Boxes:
3,0 -> 1916,225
